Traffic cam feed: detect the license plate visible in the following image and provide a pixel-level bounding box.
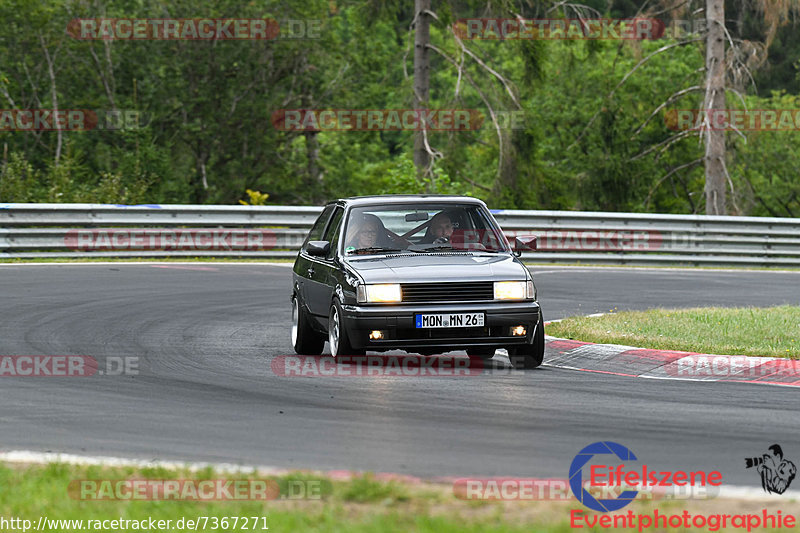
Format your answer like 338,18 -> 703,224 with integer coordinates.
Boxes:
415,313 -> 485,328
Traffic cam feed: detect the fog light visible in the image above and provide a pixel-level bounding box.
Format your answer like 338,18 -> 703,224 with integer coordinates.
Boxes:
369,330 -> 385,340
511,325 -> 527,336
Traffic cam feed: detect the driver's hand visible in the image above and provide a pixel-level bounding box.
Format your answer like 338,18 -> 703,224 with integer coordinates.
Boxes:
434,236 -> 450,244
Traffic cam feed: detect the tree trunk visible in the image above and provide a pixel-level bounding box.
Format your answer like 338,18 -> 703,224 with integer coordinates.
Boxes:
413,0 -> 431,181
304,130 -> 322,202
40,33 -> 62,168
193,154 -> 209,203
704,0 -> 726,215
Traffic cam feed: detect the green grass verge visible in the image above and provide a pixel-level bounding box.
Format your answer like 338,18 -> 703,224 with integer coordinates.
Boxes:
0,462 -> 563,532
2,462 -> 798,532
547,306 -> 800,358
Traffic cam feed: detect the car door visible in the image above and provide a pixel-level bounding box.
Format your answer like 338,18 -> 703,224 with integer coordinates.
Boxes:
295,204 -> 335,316
305,206 -> 344,323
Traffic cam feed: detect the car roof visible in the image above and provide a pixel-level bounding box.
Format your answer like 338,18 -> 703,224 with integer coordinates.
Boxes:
336,195 -> 486,207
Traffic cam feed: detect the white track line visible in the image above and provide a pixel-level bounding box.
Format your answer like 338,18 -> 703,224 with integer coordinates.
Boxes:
0,450 -> 286,475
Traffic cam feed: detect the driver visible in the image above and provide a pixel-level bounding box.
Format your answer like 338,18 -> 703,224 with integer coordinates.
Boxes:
424,211 -> 455,243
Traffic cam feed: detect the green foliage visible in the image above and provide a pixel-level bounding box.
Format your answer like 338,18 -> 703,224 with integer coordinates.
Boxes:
729,92 -> 800,217
341,474 -> 409,503
0,148 -> 151,204
0,0 -> 798,215
0,152 -> 37,202
373,154 -> 466,196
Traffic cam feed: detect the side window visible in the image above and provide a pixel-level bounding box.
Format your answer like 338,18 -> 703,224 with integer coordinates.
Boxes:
302,205 -> 335,252
323,207 -> 344,260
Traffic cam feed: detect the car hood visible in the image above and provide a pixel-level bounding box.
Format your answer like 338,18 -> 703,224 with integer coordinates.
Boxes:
346,253 -> 527,284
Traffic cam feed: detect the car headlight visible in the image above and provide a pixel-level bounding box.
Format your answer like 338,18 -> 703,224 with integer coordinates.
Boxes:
494,281 -> 530,300
357,284 -> 402,303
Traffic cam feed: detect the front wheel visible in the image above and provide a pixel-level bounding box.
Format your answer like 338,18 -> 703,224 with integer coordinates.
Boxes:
291,296 -> 325,355
508,313 -> 545,369
466,347 -> 496,360
328,301 -> 365,359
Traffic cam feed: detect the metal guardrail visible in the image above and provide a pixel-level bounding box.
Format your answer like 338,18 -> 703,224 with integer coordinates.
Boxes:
1,202 -> 800,266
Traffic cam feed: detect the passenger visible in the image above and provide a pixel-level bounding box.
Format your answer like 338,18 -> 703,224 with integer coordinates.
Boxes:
346,213 -> 386,250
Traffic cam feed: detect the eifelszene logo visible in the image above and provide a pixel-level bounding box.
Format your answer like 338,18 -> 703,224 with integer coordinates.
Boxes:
570,442 -> 639,512
569,441 -> 722,513
745,444 -> 797,495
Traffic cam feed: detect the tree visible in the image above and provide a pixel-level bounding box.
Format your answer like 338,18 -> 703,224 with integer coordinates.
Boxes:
412,0 -> 432,179
703,0 -> 726,215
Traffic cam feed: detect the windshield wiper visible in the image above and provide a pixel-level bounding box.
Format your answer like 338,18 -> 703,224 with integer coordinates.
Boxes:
347,246 -> 404,255
412,245 -> 506,253
414,245 -> 457,252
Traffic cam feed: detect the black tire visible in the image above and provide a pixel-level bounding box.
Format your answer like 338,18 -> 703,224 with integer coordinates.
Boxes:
328,300 -> 365,359
291,296 -> 325,355
508,312 -> 545,369
466,347 -> 496,360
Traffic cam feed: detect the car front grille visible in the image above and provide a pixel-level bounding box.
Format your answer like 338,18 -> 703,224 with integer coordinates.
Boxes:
412,326 -> 493,339
400,282 -> 494,303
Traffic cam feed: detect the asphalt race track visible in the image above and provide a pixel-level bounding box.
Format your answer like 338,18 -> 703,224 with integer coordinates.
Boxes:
2,263 -> 799,486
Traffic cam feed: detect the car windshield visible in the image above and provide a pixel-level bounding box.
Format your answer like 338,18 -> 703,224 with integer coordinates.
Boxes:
343,203 -> 510,255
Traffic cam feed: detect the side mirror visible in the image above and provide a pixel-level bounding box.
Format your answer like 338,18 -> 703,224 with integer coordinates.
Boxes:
306,240 -> 330,256
513,235 -> 537,257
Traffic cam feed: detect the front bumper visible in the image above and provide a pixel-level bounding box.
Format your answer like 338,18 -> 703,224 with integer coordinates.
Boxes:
340,301 -> 541,350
